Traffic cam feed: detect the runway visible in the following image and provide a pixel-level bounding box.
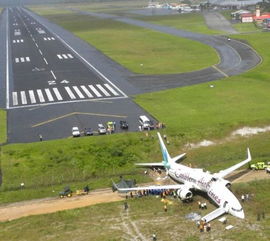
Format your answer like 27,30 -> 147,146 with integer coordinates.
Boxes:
0,7 -> 261,143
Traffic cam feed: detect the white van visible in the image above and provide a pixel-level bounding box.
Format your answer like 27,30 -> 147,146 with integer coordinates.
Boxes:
139,115 -> 151,130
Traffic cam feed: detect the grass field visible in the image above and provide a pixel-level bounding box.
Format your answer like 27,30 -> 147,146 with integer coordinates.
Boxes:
0,109 -> 7,144
136,13 -> 223,35
233,22 -> 260,33
0,178 -> 269,241
29,9 -> 219,74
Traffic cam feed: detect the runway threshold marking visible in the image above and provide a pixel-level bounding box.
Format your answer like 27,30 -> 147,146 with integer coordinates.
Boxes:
32,112 -> 127,128
212,65 -> 229,78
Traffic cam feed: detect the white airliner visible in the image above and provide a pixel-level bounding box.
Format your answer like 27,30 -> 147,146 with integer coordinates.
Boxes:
113,132 -> 252,222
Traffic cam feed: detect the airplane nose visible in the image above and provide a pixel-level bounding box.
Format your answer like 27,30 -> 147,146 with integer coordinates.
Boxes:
237,210 -> 245,219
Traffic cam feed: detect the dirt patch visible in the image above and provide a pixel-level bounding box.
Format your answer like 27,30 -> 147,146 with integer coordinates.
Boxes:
0,188 -> 123,222
0,171 -> 269,223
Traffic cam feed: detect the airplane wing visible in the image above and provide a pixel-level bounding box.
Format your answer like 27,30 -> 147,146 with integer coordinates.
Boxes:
112,181 -> 185,193
201,207 -> 226,223
214,148 -> 251,179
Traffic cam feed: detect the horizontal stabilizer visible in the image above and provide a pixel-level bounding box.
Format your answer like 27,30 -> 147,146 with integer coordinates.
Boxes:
135,162 -> 164,167
171,153 -> 186,163
201,207 -> 226,223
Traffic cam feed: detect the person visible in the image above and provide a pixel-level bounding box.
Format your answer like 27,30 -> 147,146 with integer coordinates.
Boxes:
198,201 -> 201,209
164,204 -> 167,212
124,202 -> 128,210
241,194 -> 245,202
20,182 -> 25,189
83,185 -> 90,194
39,134 -> 43,141
152,233 -> 157,241
138,125 -> 142,132
199,221 -> 204,232
206,223 -> 211,232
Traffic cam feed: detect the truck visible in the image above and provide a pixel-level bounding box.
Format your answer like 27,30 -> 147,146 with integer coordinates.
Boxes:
249,161 -> 270,170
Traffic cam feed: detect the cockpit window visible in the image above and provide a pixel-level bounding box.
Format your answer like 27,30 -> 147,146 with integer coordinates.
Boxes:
232,207 -> 243,212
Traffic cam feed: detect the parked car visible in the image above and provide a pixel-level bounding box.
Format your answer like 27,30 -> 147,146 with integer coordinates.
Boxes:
98,124 -> 106,134
84,128 -> 93,136
72,126 -> 80,137
120,120 -> 129,129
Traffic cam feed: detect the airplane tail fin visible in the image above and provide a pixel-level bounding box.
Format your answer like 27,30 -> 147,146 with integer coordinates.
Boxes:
157,132 -> 172,168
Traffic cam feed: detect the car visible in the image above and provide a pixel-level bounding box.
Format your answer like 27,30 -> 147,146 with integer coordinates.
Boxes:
72,126 -> 80,137
98,124 -> 106,134
120,120 -> 129,129
84,128 -> 93,136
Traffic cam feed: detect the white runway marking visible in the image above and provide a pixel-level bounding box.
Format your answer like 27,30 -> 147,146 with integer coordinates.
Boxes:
65,86 -> 76,99
67,54 -> 73,59
20,91 -> 27,104
20,57 -> 25,62
45,88 -> 54,102
43,58 -> 48,65
80,85 -> 93,98
73,86 -> 85,99
57,54 -> 74,60
89,85 -> 102,97
104,84 -> 119,96
37,89 -> 45,103
57,54 -> 63,59
15,58 -> 19,63
53,88 -> 63,101
96,84 -> 110,96
12,92 -> 18,106
38,49 -> 43,55
50,70 -> 57,80
29,90 -> 36,104
26,57 -> 30,62
62,54 -> 68,59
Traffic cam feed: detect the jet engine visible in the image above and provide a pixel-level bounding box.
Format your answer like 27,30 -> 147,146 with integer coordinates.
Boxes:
177,186 -> 193,201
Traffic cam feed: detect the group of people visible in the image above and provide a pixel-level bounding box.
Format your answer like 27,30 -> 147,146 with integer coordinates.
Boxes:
198,201 -> 207,209
197,220 -> 211,232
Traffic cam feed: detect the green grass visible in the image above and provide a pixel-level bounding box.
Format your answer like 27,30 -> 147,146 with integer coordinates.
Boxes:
136,13 -> 224,35
135,32 -> 270,141
0,109 -> 7,144
0,178 -> 269,241
233,22 -> 260,33
29,11 -> 219,74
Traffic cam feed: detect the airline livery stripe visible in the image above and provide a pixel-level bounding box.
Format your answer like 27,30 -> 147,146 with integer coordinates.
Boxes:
29,90 -> 36,104
37,89 -> 45,102
65,87 -> 76,99
53,88 -> 63,100
80,85 -> 93,98
73,86 -> 85,99
104,84 -> 119,96
20,91 -> 27,104
88,85 -> 102,97
12,92 -> 18,106
96,84 -> 110,96
45,89 -> 54,102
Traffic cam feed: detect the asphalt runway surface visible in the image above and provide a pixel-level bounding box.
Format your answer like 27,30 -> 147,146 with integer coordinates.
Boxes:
0,7 -> 261,143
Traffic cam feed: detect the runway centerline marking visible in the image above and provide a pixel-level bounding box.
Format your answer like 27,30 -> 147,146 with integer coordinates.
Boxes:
50,70 -> 57,80
32,112 -> 127,128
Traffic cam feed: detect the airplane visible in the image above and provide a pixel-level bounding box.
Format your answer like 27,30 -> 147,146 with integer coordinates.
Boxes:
113,132 -> 252,223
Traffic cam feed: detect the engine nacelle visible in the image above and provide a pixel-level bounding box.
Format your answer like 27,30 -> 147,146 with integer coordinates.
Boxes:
177,186 -> 193,201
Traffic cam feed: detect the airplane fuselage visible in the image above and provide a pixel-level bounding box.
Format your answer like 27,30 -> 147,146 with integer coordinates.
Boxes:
168,163 -> 244,219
